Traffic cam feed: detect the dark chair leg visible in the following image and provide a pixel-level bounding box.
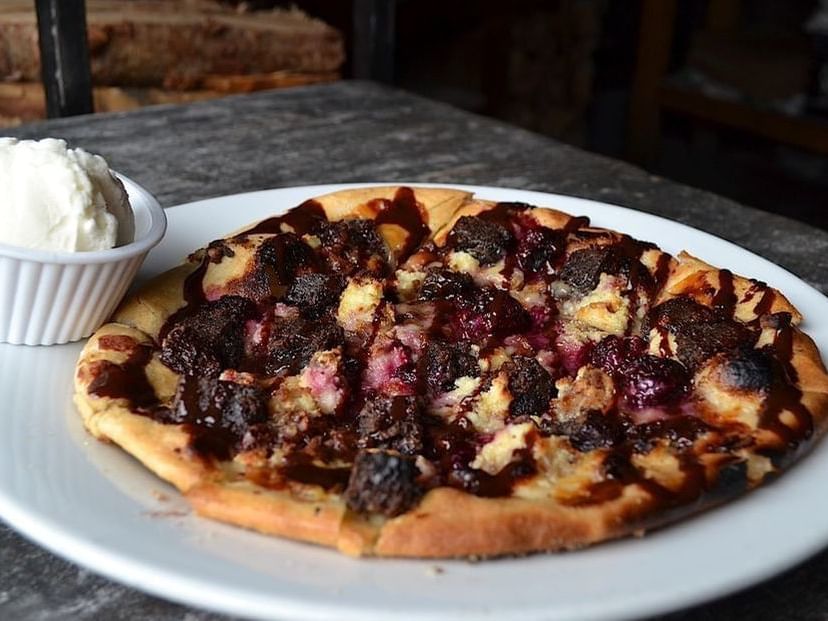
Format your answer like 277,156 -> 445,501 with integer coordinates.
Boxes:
35,0 -> 94,118
352,0 -> 397,82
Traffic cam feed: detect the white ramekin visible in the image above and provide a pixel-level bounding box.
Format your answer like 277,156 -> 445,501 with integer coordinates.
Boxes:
0,174 -> 167,345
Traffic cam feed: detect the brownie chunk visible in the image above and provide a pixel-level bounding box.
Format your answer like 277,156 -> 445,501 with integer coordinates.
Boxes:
285,273 -> 345,319
647,297 -> 757,369
506,356 -> 556,418
448,215 -> 514,264
257,233 -> 319,284
420,340 -> 479,393
559,243 -> 653,293
160,296 -> 257,376
357,396 -> 424,455
325,219 -> 386,257
647,296 -> 717,333
171,375 -> 268,459
678,323 -> 756,371
559,247 -> 611,292
345,449 -> 423,516
265,316 -> 344,375
418,268 -> 477,302
316,219 -> 388,275
567,411 -> 627,452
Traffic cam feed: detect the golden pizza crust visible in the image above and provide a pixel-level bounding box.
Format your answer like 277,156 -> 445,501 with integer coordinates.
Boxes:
185,480 -> 656,558
787,330 -> 828,434
371,486 -> 651,557
659,252 -> 801,324
311,186 -> 470,228
187,481 -> 348,549
74,324 -> 210,492
74,187 -> 828,558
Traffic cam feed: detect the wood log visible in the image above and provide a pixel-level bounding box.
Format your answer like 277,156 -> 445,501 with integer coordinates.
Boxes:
0,71 -> 339,127
0,1 -> 344,88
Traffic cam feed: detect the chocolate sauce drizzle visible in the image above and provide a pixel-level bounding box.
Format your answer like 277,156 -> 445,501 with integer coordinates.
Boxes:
240,199 -> 327,237
653,253 -> 671,290
753,285 -> 776,318
712,269 -> 736,316
156,255 -> 210,342
739,281 -> 776,329
87,342 -> 160,411
280,453 -> 351,491
375,187 -> 430,259
759,322 -> 813,446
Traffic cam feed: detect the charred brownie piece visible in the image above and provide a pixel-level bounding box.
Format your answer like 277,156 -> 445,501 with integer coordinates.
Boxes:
560,243 -> 653,294
335,220 -> 387,257
507,355 -> 556,418
265,316 -> 344,375
448,215 -> 514,265
567,411 -> 628,452
257,233 -> 319,285
161,296 -> 257,376
420,340 -> 479,393
171,375 -> 268,459
677,322 -> 757,371
647,296 -> 717,332
647,297 -> 757,369
345,449 -> 423,516
285,273 -> 345,319
357,395 -> 424,455
559,247 -> 607,292
316,219 -> 389,275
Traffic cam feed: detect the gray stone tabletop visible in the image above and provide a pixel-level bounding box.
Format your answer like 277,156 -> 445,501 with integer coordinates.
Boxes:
3,80 -> 828,620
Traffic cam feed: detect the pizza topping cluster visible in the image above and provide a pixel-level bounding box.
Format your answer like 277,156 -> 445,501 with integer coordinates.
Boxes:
88,188 -> 813,520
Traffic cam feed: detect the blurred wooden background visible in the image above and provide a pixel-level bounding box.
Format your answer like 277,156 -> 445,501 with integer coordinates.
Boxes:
2,0 -> 825,230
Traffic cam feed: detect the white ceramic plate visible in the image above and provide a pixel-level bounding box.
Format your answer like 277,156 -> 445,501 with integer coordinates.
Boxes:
2,184 -> 827,621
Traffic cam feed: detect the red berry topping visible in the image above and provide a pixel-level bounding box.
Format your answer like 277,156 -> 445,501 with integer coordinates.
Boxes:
590,335 -> 648,377
619,355 -> 689,409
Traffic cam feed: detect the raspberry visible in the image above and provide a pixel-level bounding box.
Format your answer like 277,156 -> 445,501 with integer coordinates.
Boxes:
516,228 -> 565,274
619,355 -> 689,409
589,335 -> 648,377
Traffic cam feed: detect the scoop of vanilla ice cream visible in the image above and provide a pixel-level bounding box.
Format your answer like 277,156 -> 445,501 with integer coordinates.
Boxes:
0,137 -> 134,252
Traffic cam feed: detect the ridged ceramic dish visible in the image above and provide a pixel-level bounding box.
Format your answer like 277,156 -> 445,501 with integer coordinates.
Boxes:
0,174 -> 166,345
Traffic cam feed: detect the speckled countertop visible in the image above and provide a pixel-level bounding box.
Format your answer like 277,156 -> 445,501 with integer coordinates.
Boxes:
3,81 -> 828,620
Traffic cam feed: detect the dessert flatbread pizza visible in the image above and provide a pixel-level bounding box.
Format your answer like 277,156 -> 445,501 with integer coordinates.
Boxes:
74,186 -> 828,557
